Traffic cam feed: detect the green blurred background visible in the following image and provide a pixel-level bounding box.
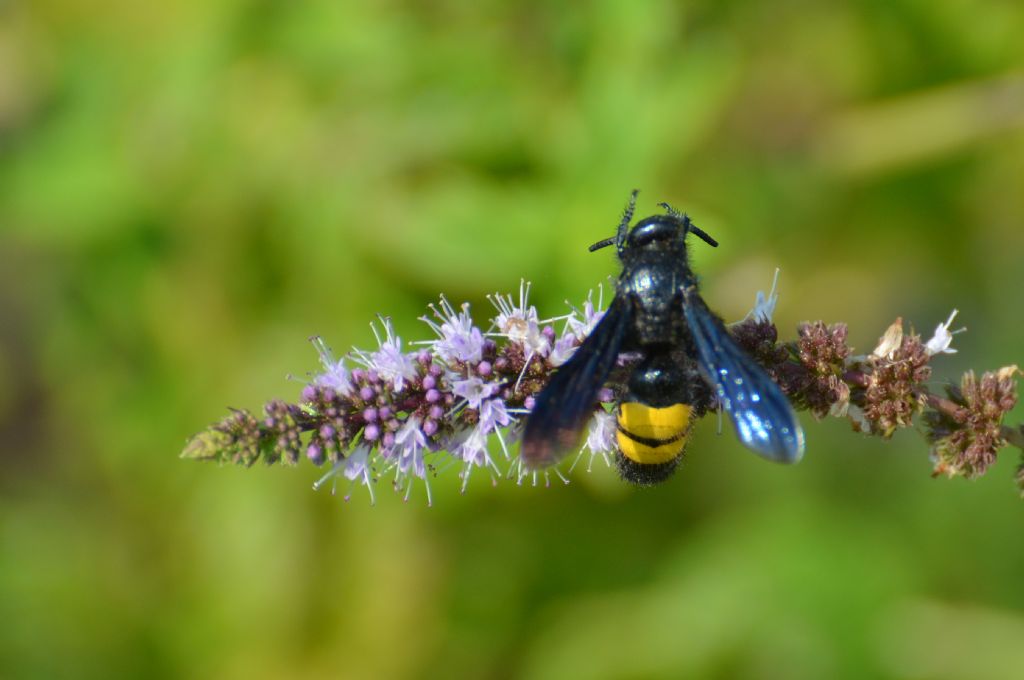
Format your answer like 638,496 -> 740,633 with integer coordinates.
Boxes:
2,2 -> 1024,678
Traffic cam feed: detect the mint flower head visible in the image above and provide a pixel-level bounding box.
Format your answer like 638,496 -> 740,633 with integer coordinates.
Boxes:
193,282 -> 614,505
183,273 -> 1024,502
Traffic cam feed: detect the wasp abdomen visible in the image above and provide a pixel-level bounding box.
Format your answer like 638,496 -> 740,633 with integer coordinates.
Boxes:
615,402 -> 693,464
611,350 -> 704,485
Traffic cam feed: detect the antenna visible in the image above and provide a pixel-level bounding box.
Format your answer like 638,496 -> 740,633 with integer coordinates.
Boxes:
658,202 -> 719,248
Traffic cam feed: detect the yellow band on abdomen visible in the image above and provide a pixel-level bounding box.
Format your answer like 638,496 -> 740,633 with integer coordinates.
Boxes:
615,430 -> 687,464
616,402 -> 693,464
618,402 -> 691,440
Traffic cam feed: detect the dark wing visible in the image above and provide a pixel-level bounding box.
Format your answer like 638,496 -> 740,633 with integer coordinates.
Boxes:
682,288 -> 804,463
520,295 -> 632,469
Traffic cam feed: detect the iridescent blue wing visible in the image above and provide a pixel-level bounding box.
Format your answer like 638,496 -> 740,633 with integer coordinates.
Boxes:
521,296 -> 632,468
682,289 -> 804,462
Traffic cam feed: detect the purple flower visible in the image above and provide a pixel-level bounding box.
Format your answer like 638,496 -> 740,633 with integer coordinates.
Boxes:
342,445 -> 371,482
342,446 -> 376,504
567,285 -> 607,340
570,410 -> 617,473
312,444 -> 376,504
585,410 -> 617,456
394,417 -> 428,467
396,444 -> 426,479
489,279 -> 550,357
420,296 -> 486,364
310,336 -> 353,396
353,316 -> 418,393
457,427 -> 492,467
454,427 -> 503,493
384,417 -> 433,504
452,376 -> 499,411
479,398 -> 511,432
548,334 -> 578,367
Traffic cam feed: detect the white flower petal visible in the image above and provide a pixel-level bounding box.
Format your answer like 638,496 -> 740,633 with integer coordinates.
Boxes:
925,309 -> 964,356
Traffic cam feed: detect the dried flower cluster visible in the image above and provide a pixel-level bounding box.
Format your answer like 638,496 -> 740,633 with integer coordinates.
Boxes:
731,307 -> 1021,489
183,277 -> 1024,502
926,366 -> 1020,479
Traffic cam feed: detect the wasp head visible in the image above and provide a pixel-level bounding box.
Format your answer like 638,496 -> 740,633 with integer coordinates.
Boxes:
588,195 -> 719,254
627,215 -> 689,250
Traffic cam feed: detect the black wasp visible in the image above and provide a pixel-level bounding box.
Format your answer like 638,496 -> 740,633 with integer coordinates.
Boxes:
521,191 -> 805,485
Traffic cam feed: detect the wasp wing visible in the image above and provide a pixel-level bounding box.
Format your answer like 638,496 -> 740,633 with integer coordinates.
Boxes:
520,295 -> 632,469
682,289 -> 804,463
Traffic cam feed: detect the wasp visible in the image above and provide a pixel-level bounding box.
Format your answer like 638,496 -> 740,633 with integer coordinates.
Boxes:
521,191 -> 805,485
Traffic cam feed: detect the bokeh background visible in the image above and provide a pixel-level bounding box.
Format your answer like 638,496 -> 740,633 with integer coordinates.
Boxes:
2,2 -> 1024,678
